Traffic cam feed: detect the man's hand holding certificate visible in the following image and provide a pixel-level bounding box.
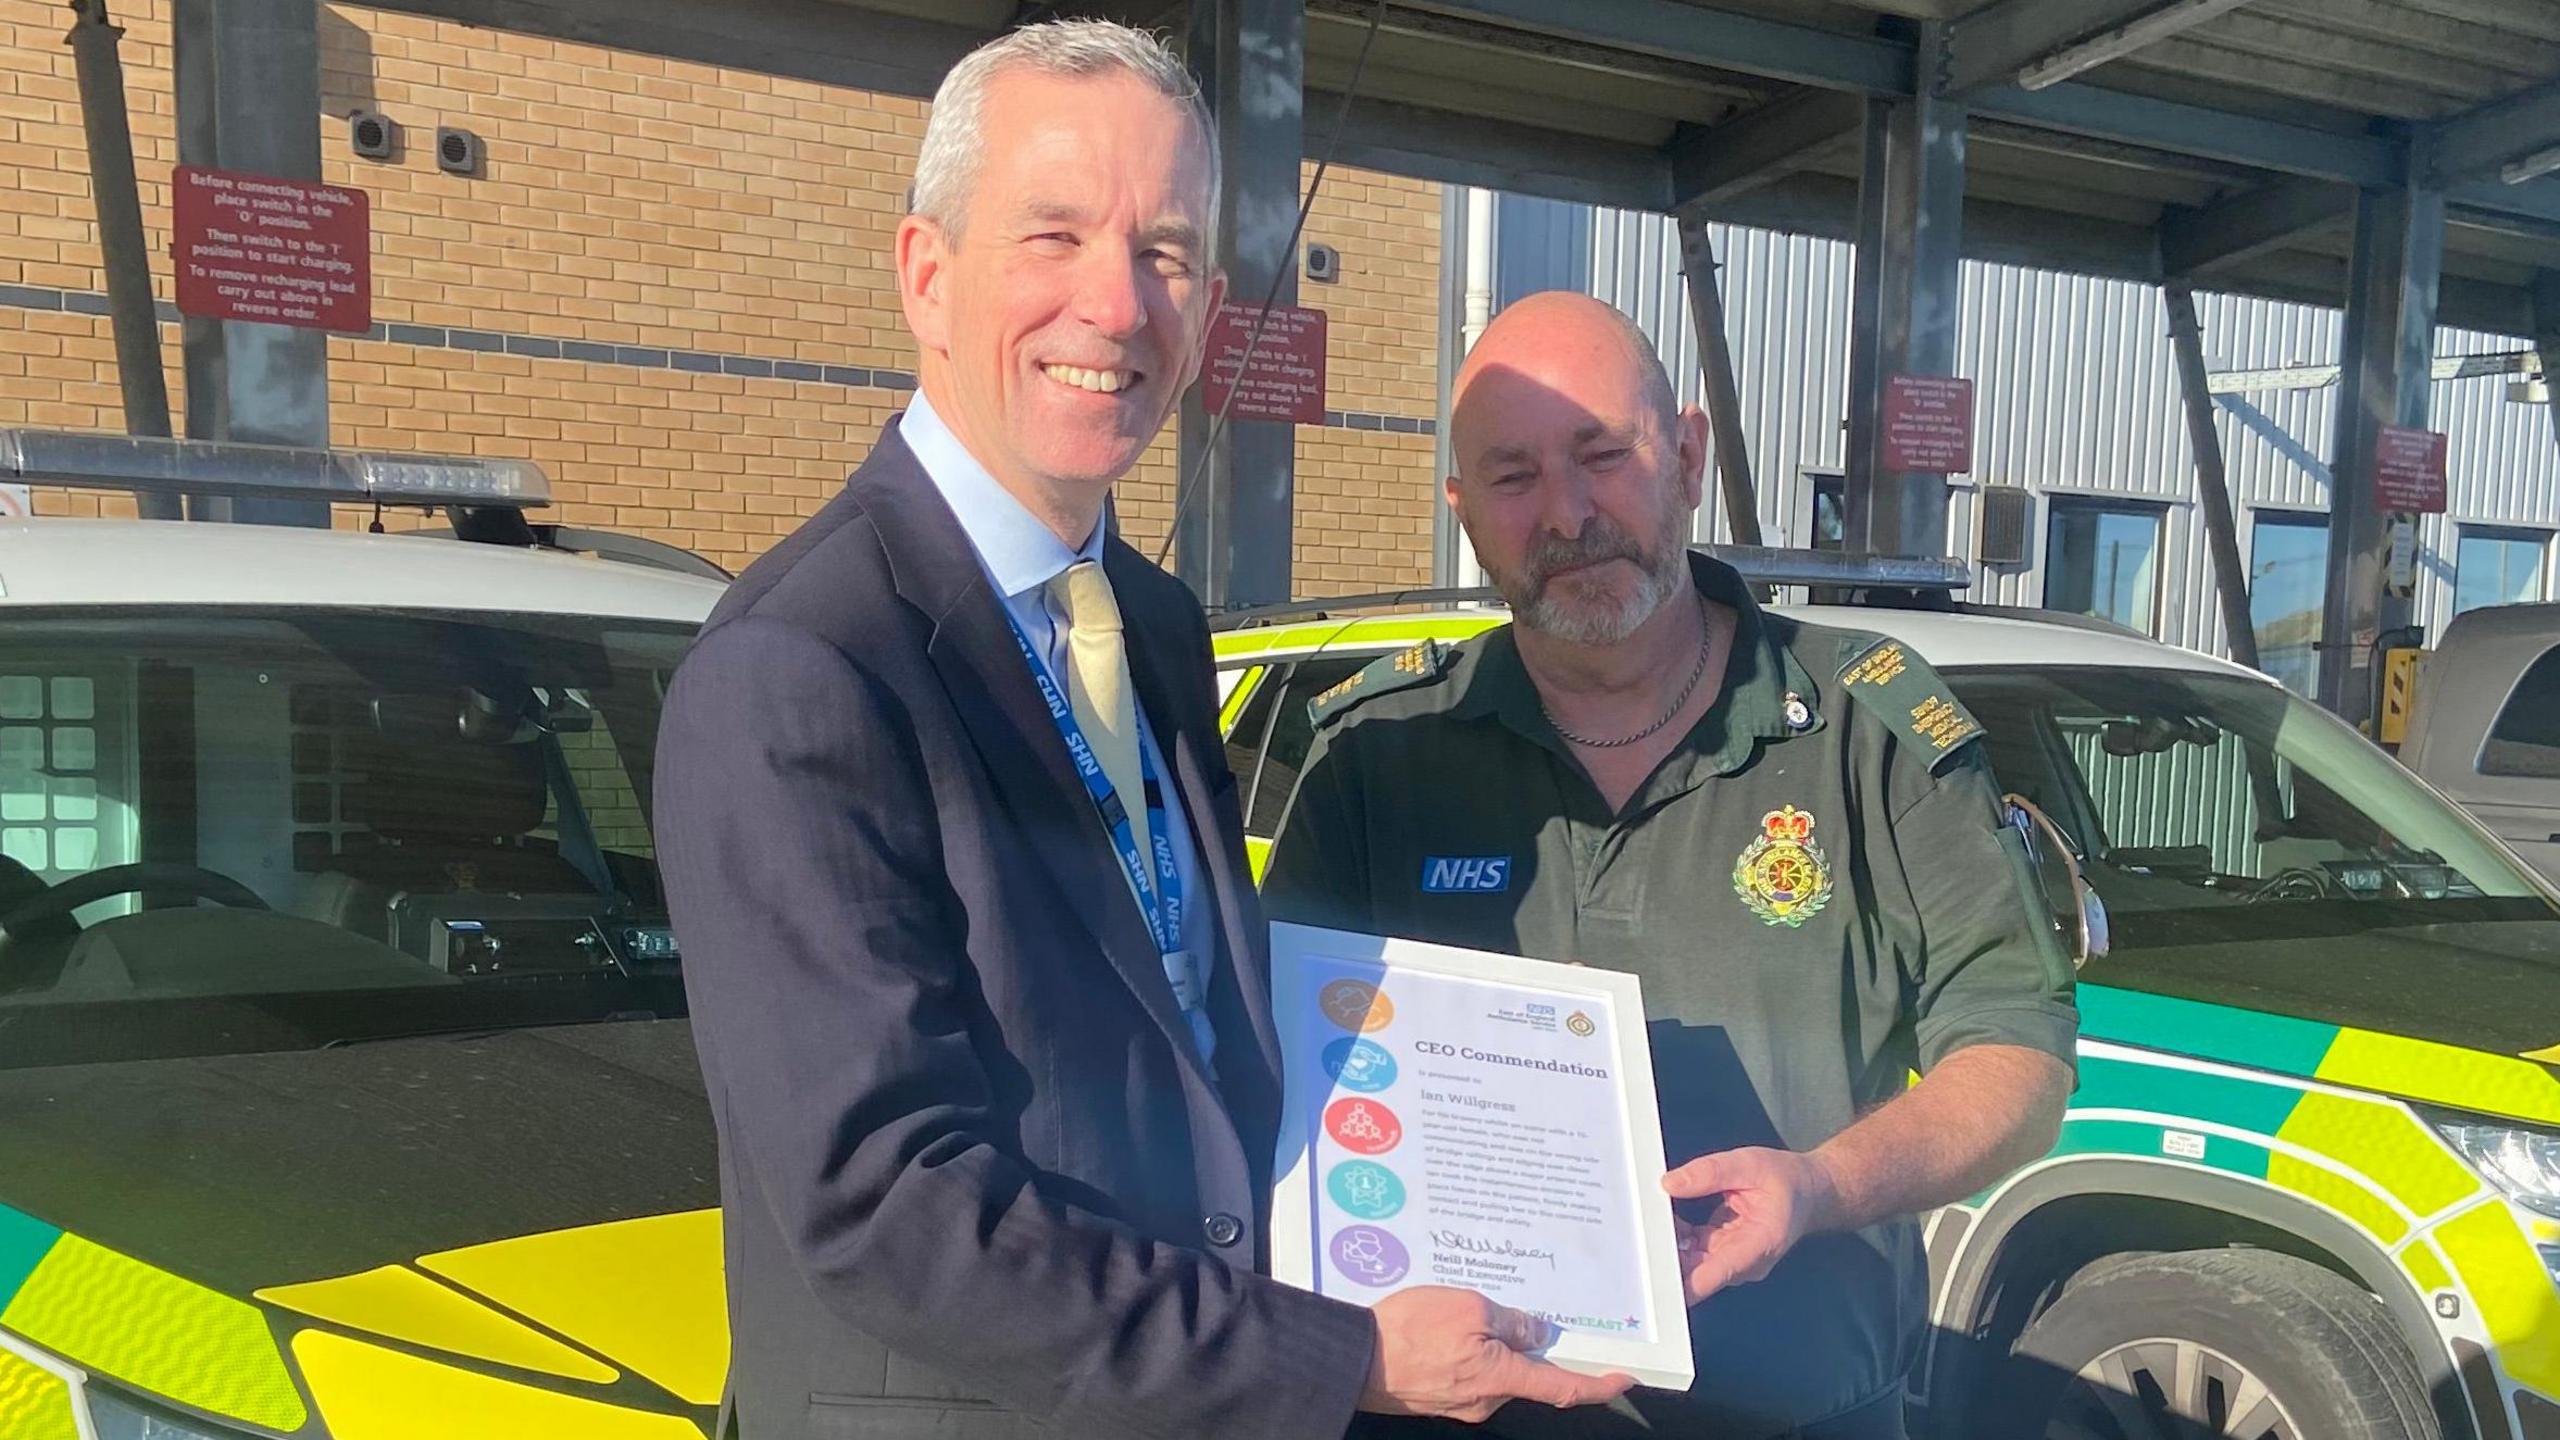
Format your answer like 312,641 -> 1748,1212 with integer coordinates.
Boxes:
1270,922 -> 1696,1392
1357,1287 -> 1632,1422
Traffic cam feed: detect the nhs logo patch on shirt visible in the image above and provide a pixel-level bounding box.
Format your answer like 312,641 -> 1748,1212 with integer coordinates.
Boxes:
1421,856 -> 1511,893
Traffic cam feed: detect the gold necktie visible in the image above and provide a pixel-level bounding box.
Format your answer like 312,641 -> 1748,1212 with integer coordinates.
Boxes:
1050,561 -> 1155,903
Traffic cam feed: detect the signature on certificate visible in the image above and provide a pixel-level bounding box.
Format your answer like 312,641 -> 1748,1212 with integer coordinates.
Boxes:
1428,1229 -> 1559,1270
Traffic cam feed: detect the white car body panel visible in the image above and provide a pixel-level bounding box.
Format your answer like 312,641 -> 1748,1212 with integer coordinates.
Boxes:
0,520 -> 724,623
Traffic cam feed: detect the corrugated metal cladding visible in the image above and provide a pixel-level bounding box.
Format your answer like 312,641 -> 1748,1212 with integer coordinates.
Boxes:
2064,725 -> 2271,879
1483,194 -> 2560,668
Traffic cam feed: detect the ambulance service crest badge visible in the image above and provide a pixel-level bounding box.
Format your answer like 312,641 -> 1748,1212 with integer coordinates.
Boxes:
1733,805 -> 1833,928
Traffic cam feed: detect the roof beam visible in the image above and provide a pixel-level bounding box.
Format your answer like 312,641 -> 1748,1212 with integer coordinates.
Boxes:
1305,0 -> 1763,101
1969,118 -> 2269,187
1405,0 -> 1909,95
1683,171 -> 2530,336
1421,0 -> 2413,190
1947,0 -> 2164,94
2449,176 -> 2560,234
1324,90 -> 1672,210
1404,0 -> 2560,242
1667,88 -> 1867,210
2429,79 -> 2560,184
1947,0 -> 2252,96
2160,177 -> 2350,276
1687,170 -> 2169,286
359,0 -> 993,100
1967,81 -> 2399,187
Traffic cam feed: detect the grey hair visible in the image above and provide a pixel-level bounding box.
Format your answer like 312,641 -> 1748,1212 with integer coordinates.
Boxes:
910,20 -> 1221,266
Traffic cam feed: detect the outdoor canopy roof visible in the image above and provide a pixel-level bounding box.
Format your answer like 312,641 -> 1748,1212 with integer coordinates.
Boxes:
372,0 -> 2560,335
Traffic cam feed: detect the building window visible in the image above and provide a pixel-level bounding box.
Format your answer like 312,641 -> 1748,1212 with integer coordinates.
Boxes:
2045,499 -> 2163,635
0,671 -> 124,882
2455,527 -> 2550,616
1807,472 -> 1846,553
2249,513 -> 2329,698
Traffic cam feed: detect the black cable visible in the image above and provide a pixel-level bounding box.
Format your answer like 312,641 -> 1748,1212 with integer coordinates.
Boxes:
1154,0 -> 1390,569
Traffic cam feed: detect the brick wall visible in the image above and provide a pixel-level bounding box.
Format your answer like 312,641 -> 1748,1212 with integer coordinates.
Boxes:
0,0 -> 1442,592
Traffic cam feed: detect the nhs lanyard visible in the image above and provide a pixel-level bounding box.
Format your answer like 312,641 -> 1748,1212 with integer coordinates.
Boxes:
1005,614 -> 1196,1004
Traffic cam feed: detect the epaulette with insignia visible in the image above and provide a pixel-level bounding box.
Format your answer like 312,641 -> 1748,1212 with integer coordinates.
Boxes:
1834,634 -> 1983,769
1308,640 -> 1452,728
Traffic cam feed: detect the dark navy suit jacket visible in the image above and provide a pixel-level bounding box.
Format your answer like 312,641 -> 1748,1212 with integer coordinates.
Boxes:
655,424 -> 1374,1439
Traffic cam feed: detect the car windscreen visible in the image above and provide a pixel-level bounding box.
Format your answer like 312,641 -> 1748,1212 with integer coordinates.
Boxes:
1950,665 -> 2560,1054
0,607 -> 693,1068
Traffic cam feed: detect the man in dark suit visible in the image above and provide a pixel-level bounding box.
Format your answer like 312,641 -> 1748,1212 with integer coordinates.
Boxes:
654,21 -> 1630,1439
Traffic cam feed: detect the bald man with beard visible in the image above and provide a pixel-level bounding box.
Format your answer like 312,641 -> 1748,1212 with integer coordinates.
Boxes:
1267,292 -> 2077,1440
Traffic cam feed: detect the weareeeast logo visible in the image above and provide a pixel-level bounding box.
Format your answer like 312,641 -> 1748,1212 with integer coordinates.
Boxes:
1421,856 -> 1511,893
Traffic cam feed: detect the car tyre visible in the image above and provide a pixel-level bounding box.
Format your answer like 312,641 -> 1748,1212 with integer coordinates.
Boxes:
1991,1248 -> 2438,1440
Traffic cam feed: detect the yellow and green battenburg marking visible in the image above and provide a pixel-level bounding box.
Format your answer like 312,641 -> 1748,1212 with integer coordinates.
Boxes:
2066,988 -> 2560,1216
257,1265 -> 619,1386
2078,986 -> 2560,1130
292,1330 -> 705,1440
0,1203 -> 306,1433
415,1209 -> 728,1407
2038,986 -> 2560,1397
0,1347 -> 78,1440
0,1201 -> 732,1435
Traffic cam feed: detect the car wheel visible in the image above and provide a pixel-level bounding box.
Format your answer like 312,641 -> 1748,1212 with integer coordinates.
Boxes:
1996,1249 -> 2437,1440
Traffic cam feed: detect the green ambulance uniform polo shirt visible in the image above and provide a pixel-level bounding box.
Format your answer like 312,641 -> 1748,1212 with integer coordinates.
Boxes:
1264,552 -> 2079,1437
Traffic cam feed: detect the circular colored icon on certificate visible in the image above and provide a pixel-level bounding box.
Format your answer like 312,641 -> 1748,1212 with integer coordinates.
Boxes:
1325,1096 -> 1403,1155
1329,1225 -> 1411,1287
1328,1160 -> 1407,1220
1319,979 -> 1395,1033
1322,1037 -> 1398,1093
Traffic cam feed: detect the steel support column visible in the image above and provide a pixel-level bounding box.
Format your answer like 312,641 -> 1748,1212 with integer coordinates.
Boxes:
2535,271 -> 2560,457
2319,172 -> 2445,725
66,0 -> 178,520
1176,0 -> 1302,608
2163,285 -> 2259,672
174,0 -> 328,526
1431,184 -> 1471,587
1675,215 -> 1762,546
1848,26 -> 1967,559
1841,101 -> 1890,557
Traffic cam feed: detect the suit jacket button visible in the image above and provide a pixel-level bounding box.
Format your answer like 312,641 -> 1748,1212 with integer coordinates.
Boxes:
1203,1212 -> 1244,1248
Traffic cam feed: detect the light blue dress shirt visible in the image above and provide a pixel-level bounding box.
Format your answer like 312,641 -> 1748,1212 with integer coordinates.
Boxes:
901,393 -> 1218,1063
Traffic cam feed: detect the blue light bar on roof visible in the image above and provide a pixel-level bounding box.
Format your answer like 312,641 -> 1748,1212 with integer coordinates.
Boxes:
0,429 -> 552,509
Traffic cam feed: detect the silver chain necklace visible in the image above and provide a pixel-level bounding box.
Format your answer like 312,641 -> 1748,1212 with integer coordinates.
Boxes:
1541,597 -> 1717,750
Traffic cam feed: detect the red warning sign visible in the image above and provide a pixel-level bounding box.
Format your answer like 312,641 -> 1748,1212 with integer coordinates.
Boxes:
1881,374 -> 1975,474
1201,303 -> 1327,425
2374,425 -> 2448,514
172,166 -> 370,333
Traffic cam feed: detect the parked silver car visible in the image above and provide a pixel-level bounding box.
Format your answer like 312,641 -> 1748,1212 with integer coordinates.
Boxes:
2397,600 -> 2560,886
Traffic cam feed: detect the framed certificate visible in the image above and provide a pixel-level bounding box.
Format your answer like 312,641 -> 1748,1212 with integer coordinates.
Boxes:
1269,922 -> 1695,1391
